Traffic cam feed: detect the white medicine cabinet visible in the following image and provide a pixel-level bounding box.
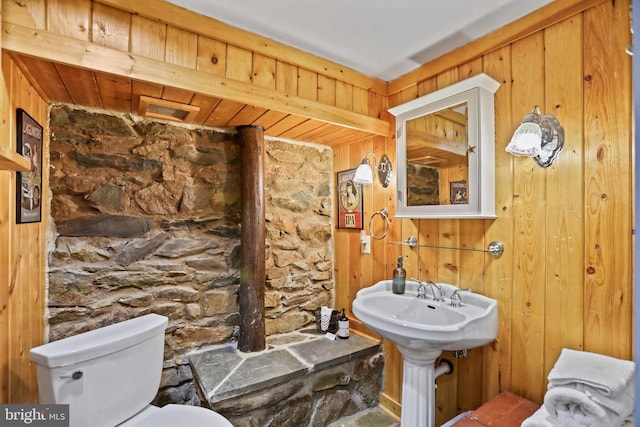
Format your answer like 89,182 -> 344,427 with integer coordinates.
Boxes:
389,73 -> 500,219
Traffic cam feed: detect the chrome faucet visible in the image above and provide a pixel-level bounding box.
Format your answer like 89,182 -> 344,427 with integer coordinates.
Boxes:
426,281 -> 445,302
449,288 -> 472,307
412,278 -> 445,302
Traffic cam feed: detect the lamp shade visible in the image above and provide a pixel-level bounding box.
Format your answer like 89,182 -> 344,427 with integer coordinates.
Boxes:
353,160 -> 373,185
506,108 -> 543,157
505,106 -> 565,168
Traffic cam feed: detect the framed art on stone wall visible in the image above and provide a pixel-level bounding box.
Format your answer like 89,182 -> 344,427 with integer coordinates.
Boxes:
337,168 -> 363,229
16,108 -> 43,223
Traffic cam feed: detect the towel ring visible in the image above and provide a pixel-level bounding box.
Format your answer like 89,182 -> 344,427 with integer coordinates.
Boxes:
369,208 -> 390,240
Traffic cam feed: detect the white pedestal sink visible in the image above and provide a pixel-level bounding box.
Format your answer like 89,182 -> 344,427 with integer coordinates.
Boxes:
352,280 -> 498,427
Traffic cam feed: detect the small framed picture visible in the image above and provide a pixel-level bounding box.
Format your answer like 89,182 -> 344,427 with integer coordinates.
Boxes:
450,180 -> 467,205
16,108 -> 43,223
337,168 -> 363,229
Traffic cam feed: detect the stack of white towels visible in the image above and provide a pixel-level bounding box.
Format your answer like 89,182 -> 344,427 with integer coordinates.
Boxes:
522,348 -> 635,427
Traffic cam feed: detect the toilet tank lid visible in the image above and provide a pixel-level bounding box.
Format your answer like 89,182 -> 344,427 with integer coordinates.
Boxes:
30,314 -> 169,368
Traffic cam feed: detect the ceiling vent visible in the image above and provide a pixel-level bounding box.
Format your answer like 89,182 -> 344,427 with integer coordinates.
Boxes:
138,96 -> 200,122
408,155 -> 447,166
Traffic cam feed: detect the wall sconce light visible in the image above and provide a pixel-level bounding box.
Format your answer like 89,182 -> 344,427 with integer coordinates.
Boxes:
505,105 -> 565,168
353,152 -> 393,187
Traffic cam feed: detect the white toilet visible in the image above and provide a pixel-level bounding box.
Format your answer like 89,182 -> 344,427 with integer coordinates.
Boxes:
30,313 -> 233,427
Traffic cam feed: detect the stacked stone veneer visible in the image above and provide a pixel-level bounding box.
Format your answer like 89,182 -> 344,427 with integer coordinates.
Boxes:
47,104 -> 334,405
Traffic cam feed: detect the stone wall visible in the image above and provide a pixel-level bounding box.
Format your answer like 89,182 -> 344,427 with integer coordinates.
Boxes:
406,162 -> 439,206
47,104 -> 334,405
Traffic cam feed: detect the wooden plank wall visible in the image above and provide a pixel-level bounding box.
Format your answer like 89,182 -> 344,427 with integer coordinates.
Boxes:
0,0 -> 633,418
0,50 -> 48,402
335,0 -> 633,424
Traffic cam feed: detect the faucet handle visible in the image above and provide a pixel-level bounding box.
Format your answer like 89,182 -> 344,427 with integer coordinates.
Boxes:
411,278 -> 428,298
449,288 -> 472,307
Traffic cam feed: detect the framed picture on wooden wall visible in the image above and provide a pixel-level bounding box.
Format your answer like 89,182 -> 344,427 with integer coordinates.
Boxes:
337,168 -> 364,229
16,108 -> 43,224
450,180 -> 468,205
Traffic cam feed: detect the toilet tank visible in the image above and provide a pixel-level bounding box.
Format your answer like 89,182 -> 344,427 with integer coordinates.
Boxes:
30,314 -> 169,427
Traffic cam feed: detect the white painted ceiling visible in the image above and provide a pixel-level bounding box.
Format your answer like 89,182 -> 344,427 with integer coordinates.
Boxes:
166,0 -> 553,81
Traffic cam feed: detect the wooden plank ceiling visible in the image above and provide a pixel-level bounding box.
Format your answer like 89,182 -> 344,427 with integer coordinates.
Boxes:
9,53 -> 376,146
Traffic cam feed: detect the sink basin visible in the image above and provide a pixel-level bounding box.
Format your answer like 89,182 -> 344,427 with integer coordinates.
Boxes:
352,279 -> 498,351
352,279 -> 498,427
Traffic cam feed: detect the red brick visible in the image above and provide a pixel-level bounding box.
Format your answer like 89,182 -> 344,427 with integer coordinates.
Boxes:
452,392 -> 540,426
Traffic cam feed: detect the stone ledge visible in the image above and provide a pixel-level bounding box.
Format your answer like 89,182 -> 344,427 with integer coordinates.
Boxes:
188,329 -> 381,405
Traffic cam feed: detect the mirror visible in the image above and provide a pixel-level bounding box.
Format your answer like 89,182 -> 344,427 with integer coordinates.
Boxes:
389,73 -> 500,218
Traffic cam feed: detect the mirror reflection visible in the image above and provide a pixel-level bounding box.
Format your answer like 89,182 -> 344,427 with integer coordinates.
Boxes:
389,73 -> 499,218
405,102 -> 468,206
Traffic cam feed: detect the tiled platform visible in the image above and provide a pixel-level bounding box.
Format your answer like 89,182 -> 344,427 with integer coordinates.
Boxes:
189,329 -> 381,405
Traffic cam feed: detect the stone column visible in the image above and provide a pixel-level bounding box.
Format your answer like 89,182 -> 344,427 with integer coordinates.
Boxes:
237,125 -> 266,352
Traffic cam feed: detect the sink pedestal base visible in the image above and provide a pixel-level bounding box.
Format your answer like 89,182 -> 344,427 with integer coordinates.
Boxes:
398,347 -> 443,427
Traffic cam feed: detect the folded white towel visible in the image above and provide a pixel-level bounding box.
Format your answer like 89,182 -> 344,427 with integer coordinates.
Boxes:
522,397 -> 635,427
544,387 -> 631,427
547,348 -> 635,396
521,406 -> 554,427
573,378 -> 635,416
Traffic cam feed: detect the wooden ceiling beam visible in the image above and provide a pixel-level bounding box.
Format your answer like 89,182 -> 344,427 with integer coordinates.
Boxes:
2,21 -> 390,137
96,0 -> 389,94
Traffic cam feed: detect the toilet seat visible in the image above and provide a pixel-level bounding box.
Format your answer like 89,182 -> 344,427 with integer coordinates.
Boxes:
121,404 -> 233,427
